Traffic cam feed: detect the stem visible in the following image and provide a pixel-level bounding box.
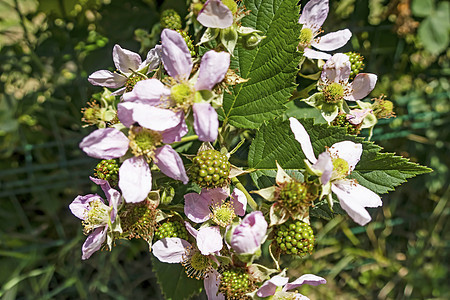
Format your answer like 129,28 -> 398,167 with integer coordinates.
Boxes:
171,135 -> 198,146
231,177 -> 258,211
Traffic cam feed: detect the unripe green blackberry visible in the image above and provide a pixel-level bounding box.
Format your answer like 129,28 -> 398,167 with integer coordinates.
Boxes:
120,199 -> 157,242
331,113 -> 361,135
189,149 -> 231,188
219,267 -> 254,300
94,159 -> 119,187
160,9 -> 182,30
372,95 -> 395,119
176,29 -> 196,57
274,219 -> 314,257
154,218 -> 189,241
277,181 -> 318,214
345,52 -> 364,80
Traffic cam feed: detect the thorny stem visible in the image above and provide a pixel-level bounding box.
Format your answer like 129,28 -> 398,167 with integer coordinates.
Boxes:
171,135 -> 199,146
231,177 -> 258,211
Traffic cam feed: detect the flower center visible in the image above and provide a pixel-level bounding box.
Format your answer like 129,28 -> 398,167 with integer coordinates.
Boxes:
299,27 -> 313,47
323,82 -> 344,104
82,198 -> 110,234
182,246 -> 211,280
210,201 -> 235,227
128,126 -> 162,161
125,73 -> 146,92
332,157 -> 350,179
171,83 -> 194,106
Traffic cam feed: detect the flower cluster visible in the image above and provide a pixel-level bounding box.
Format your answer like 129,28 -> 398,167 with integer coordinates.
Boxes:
68,1 -> 408,299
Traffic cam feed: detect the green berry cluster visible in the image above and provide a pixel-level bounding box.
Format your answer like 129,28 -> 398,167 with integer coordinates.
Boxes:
345,52 -> 364,80
120,200 -> 157,242
176,29 -> 196,57
274,220 -> 314,256
373,95 -> 395,119
219,268 -> 252,300
94,159 -> 119,186
154,218 -> 189,241
331,113 -> 361,135
277,181 -> 318,214
190,149 -> 230,188
160,9 -> 182,30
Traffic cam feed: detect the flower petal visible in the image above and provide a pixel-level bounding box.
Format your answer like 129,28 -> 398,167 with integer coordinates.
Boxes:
204,269 -> 225,300
347,108 -> 372,125
82,227 -> 107,260
312,151 -> 333,185
161,29 -> 193,80
152,237 -> 191,263
197,226 -> 223,255
69,194 -> 99,220
303,48 -> 332,60
194,50 -> 230,91
106,188 -> 122,222
161,115 -> 188,144
89,176 -> 112,196
140,45 -> 162,72
284,274 -> 327,291
231,188 -> 247,216
119,156 -> 152,203
328,141 -> 362,171
289,117 -> 317,163
345,73 -> 378,101
193,103 -> 219,142
113,44 -> 142,76
122,78 -> 169,105
332,181 -> 382,226
184,192 -> 212,223
154,145 -> 189,184
88,70 -> 127,88
184,221 -> 199,239
321,53 -> 351,83
197,0 -> 234,29
230,211 -> 267,254
299,0 -> 329,31
79,128 -> 129,159
132,104 -> 184,131
312,29 -> 352,51
257,275 -> 289,297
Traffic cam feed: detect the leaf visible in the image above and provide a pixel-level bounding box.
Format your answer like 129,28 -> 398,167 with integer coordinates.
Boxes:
411,0 -> 434,18
151,256 -> 203,300
248,118 -> 432,194
418,3 -> 450,55
220,0 -> 302,129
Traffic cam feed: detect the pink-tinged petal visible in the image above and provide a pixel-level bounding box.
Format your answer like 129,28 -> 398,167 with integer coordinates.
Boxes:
345,73 -> 378,101
119,157 -> 152,203
184,192 -> 212,223
197,226 -> 223,255
294,294 -> 310,300
312,152 -> 333,185
106,188 -> 122,222
113,44 -> 142,75
257,275 -> 289,297
347,109 -> 372,125
90,176 -> 112,196
303,48 -> 331,60
88,70 -> 127,88
140,45 -> 162,72
110,87 -> 126,96
321,53 -> 351,83
154,145 -> 189,184
117,102 -> 135,128
230,211 -> 267,254
204,269 -> 225,300
231,188 -> 247,216
299,0 -> 329,31
152,237 -> 191,263
197,0 -> 233,29
334,180 -> 382,208
161,115 -> 188,144
69,194 -> 99,220
328,141 -> 362,171
195,50 -> 230,91
79,128 -> 129,159
193,103 -> 218,142
289,117 -> 317,163
161,29 -> 193,80
133,105 -> 183,131
284,274 -> 327,291
122,79 -> 169,104
184,221 -> 199,239
82,227 -> 107,260
312,29 -> 352,51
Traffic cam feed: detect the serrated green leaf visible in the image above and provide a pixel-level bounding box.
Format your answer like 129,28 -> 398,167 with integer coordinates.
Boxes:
151,256 -> 203,300
220,0 -> 301,129
248,118 -> 432,194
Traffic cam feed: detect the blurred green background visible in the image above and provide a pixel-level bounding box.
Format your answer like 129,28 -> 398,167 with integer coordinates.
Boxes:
0,0 -> 448,299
